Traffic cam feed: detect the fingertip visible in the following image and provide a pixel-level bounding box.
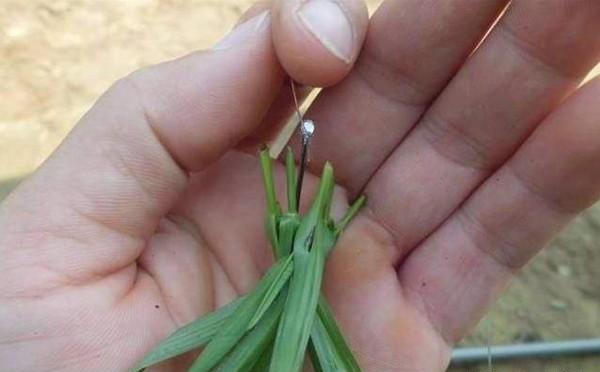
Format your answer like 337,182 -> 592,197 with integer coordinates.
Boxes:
272,0 -> 368,87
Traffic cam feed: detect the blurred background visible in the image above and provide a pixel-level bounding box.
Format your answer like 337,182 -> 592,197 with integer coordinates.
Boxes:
1,1 -> 599,371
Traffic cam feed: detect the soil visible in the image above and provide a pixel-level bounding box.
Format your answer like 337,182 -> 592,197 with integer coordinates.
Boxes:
1,1 -> 599,371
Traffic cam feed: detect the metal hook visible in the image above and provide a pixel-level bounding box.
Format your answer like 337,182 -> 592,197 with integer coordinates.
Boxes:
290,80 -> 315,208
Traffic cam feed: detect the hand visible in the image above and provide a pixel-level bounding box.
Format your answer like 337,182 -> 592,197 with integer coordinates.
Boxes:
1,1 -> 599,372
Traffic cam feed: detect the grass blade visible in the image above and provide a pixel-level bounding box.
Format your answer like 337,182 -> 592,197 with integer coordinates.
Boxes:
135,150 -> 365,372
335,195 -> 366,237
133,297 -> 243,371
216,295 -> 285,371
250,340 -> 274,372
270,164 -> 338,371
292,163 -> 334,254
259,147 -> 281,217
248,254 -> 293,330
285,147 -> 298,213
277,213 -> 300,257
270,221 -> 335,371
189,257 -> 292,372
265,213 -> 281,258
270,247 -> 324,372
308,319 -> 331,372
311,296 -> 362,372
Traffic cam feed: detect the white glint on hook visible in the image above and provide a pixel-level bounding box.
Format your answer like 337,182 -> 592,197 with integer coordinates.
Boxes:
301,119 -> 315,139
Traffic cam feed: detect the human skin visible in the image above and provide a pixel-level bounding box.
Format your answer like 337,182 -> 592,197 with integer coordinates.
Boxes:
1,0 -> 599,371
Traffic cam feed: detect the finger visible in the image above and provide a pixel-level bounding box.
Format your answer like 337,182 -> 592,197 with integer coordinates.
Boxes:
366,0 -> 600,258
240,0 -> 369,156
240,0 -> 368,151
399,76 -> 600,343
0,11 -> 281,285
322,214 -> 451,371
293,0 -> 507,193
272,0 -> 369,86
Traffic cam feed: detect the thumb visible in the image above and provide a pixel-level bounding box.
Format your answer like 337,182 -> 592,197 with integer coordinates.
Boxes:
272,0 -> 369,87
0,10 -> 281,284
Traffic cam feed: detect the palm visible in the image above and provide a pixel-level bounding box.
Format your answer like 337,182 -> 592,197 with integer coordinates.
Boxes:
61,148 -> 437,371
4,148 -> 439,371
112,149 -> 442,371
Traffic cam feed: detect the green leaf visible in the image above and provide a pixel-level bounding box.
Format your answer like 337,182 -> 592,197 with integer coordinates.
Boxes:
270,221 -> 331,372
265,213 -> 281,259
310,296 -> 362,372
335,195 -> 366,238
317,219 -> 337,257
135,149 -> 366,372
277,213 -> 300,257
215,295 -> 285,372
309,315 -> 349,372
269,164 -> 339,371
285,147 -> 298,213
132,297 -> 243,371
308,326 -> 327,372
250,340 -> 274,372
259,147 -> 281,217
188,257 -> 292,372
292,162 -> 335,255
248,254 -> 293,330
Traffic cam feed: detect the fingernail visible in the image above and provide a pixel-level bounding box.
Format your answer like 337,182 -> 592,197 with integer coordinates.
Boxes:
213,11 -> 270,50
297,0 -> 354,63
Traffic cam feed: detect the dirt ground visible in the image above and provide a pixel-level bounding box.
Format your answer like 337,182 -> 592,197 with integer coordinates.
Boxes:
1,1 -> 599,371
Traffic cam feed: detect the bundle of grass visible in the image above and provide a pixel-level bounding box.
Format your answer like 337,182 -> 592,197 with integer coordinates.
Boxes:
134,145 -> 365,372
